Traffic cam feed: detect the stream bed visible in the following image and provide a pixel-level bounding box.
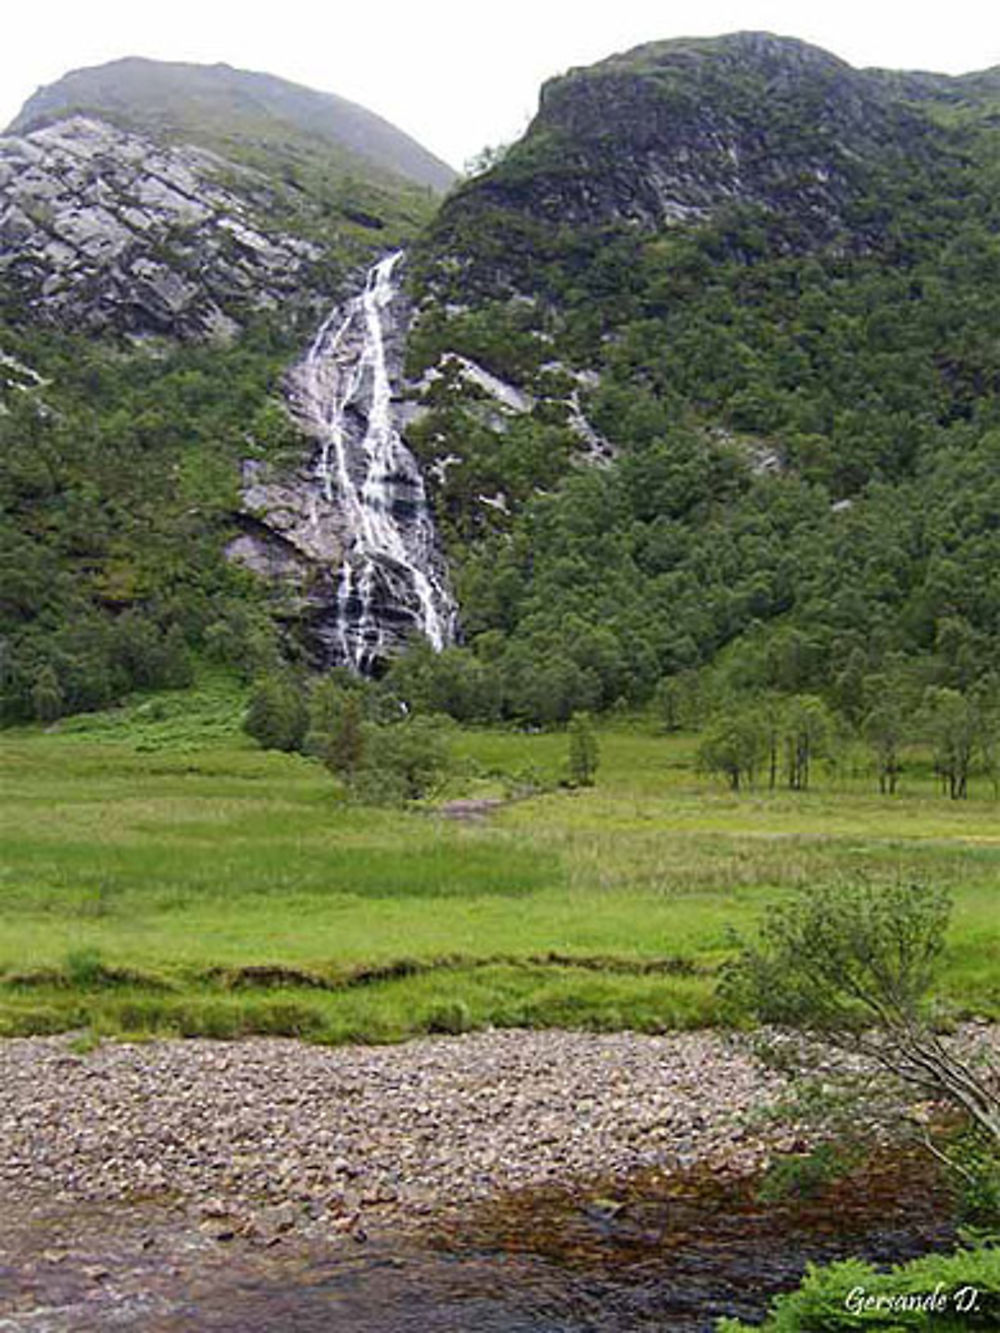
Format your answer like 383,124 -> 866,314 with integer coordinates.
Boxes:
1,1149 -> 956,1331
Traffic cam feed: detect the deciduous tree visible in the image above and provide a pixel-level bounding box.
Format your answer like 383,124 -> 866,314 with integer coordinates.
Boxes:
721,879 -> 1000,1145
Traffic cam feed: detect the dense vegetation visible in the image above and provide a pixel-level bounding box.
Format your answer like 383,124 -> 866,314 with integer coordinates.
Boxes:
718,1245 -> 1000,1330
399,42 -> 1000,736
0,320 -> 305,722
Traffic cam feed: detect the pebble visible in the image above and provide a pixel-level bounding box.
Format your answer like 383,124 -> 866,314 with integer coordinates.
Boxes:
1,1026 -> 994,1242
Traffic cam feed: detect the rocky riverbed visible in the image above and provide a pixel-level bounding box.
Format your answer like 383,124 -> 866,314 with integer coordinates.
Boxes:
0,1027 -> 988,1330
0,1030 -> 797,1241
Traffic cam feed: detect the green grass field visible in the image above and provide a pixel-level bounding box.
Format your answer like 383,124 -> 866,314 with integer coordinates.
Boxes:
1,678 -> 998,1042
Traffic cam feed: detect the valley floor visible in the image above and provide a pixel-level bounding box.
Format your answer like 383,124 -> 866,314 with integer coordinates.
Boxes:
1,698 -> 998,1040
3,696 -> 998,1326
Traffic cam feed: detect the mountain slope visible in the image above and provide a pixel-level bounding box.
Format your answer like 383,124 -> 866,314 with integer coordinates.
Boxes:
392,33 -> 1000,721
10,57 -> 457,193
0,62 -> 457,721
0,59 -> 451,342
7,35 -> 1000,729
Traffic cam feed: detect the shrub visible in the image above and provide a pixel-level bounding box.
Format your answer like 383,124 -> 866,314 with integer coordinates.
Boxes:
948,1126 -> 1000,1235
63,947 -> 107,988
30,663 -> 64,722
348,715 -> 452,804
720,879 -> 1000,1147
716,1244 -> 1000,1330
567,711 -> 599,787
756,1141 -> 860,1205
243,673 -> 308,752
424,999 -> 473,1035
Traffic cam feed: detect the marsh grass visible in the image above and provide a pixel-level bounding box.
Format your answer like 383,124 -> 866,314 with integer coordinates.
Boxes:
1,687 -> 997,1040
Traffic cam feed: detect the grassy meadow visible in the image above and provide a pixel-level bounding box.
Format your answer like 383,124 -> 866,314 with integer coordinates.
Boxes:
1,676 -> 998,1043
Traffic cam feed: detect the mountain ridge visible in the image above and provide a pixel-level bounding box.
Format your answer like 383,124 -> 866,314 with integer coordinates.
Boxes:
0,58 -> 451,343
9,56 -> 458,193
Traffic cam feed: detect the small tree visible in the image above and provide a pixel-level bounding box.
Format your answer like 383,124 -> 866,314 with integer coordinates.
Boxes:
652,670 -> 700,733
721,879 -> 1000,1146
463,141 -> 511,178
161,623 -> 194,689
243,674 -> 308,753
863,692 -> 908,795
922,687 -> 976,799
31,663 -> 64,723
782,694 -> 833,791
325,691 -> 365,778
698,707 -> 766,791
567,711 -> 599,787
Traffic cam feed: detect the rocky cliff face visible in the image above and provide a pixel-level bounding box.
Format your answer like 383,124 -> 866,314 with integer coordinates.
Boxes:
0,116 -> 326,340
226,252 -> 456,671
225,456 -> 353,654
423,31 -> 949,301
503,32 -> 928,234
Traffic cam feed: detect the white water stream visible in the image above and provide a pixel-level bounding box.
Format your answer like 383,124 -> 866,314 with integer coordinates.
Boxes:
292,251 -> 454,672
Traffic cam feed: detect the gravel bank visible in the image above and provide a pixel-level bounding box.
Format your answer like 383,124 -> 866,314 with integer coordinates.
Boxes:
3,1027 -> 994,1330
1,1029 -> 794,1242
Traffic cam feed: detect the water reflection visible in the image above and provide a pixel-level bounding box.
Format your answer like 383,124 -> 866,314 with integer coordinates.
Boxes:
163,1149 -> 954,1332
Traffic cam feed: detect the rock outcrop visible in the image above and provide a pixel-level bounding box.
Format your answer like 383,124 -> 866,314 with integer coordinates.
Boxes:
425,31 -> 947,305
0,116 -> 327,340
229,253 -> 455,671
226,458 -> 352,652
504,32 -> 927,234
0,57 -> 456,344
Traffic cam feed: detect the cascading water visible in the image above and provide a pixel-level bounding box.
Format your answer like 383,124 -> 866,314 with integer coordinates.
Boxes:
290,251 -> 455,673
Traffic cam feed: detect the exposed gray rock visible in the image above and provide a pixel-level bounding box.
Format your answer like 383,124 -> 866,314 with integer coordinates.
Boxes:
436,354 -> 533,414
0,348 -> 43,388
227,458 -> 351,642
230,254 -> 455,671
565,386 -> 616,464
0,116 -> 325,340
501,32 -> 934,238
279,253 -> 455,670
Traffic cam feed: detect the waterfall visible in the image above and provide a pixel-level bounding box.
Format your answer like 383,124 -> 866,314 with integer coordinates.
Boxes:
290,251 -> 455,673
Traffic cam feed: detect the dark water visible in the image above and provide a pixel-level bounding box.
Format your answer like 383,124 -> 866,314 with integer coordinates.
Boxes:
157,1150 -> 955,1332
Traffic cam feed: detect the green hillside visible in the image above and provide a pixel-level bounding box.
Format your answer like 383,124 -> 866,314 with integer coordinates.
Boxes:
9,56 -> 457,193
6,34 -> 1000,742
0,322 -> 304,722
0,61 -> 451,723
396,33 -> 1000,725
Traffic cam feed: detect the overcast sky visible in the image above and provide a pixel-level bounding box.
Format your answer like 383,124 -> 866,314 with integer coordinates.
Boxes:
2,1 -> 998,169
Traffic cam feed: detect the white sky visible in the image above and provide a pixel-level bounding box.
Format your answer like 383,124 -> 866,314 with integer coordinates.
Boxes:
2,1 -> 998,170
